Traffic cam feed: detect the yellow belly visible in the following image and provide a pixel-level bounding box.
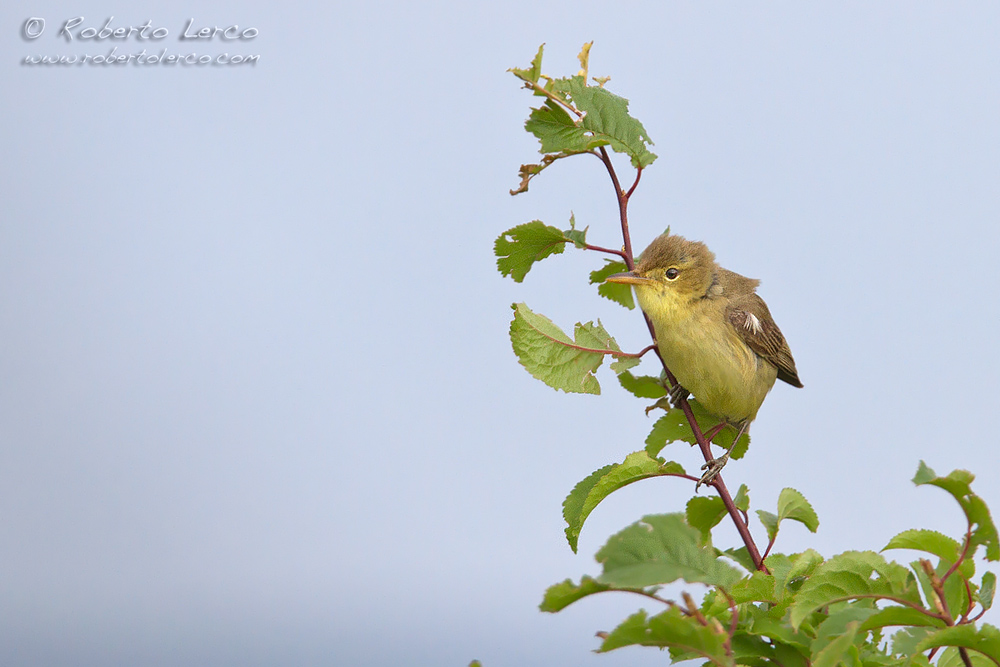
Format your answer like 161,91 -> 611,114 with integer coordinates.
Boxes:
641,296 -> 777,423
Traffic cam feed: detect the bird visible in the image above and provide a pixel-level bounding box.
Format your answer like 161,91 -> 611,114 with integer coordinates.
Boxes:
605,233 -> 802,487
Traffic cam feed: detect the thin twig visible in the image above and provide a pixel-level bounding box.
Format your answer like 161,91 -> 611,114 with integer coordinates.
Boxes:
942,523 -> 974,585
626,167 -> 643,199
597,147 -> 634,269
582,243 -> 629,261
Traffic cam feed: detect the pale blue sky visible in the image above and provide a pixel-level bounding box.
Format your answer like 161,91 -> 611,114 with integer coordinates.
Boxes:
2,2 -> 999,665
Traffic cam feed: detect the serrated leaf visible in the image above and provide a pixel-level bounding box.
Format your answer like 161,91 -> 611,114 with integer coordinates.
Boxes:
981,572 -> 996,611
563,452 -> 686,552
644,409 -> 694,456
495,221 -> 570,282
778,488 -> 820,533
591,259 -> 635,309
539,575 -> 611,612
734,484 -> 750,512
510,43 -> 544,84
790,551 -> 925,629
913,462 -> 999,562
596,513 -> 742,589
598,607 -> 730,664
525,98 -> 605,155
617,371 -> 666,399
510,303 -> 632,394
553,76 -> 657,168
687,496 -> 727,542
914,624 -> 1000,666
883,529 -> 961,563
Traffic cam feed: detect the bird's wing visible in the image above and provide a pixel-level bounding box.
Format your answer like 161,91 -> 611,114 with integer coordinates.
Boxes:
726,294 -> 803,388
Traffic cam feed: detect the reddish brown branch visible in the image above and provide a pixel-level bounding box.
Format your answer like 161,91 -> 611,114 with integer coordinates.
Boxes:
594,146 -> 768,573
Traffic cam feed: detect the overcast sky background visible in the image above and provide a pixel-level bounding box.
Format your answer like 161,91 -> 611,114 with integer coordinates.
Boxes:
2,2 -> 999,666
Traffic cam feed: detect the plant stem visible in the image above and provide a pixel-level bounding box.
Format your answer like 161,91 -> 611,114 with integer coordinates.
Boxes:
597,147 -> 767,573
598,147 -> 634,269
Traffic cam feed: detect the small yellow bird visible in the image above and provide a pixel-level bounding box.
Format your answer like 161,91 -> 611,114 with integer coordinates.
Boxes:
606,233 -> 802,485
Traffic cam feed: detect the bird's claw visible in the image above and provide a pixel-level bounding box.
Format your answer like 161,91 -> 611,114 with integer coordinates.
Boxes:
695,452 -> 731,492
668,383 -> 690,409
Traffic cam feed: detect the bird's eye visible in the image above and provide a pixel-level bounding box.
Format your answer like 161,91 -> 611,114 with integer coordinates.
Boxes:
665,268 -> 680,280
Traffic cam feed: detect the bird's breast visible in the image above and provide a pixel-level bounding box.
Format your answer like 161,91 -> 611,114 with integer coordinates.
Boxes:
645,297 -> 777,423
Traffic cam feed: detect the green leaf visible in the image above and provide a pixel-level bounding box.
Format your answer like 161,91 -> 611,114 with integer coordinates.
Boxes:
857,607 -> 946,632
494,221 -> 570,282
883,529 -> 961,563
539,575 -> 611,612
734,484 -> 750,512
510,303 -> 632,394
981,572 -> 996,611
590,260 -> 635,310
913,462 -> 999,562
778,488 -> 820,533
598,607 -> 730,665
788,549 -> 825,581
757,490 -> 819,545
687,496 -> 727,542
596,513 -> 742,589
641,401 -> 749,458
722,547 -> 757,573
525,98 -> 605,155
892,626 -> 931,656
562,452 -> 687,552
510,43 -> 544,84
730,632 -> 778,666
617,371 -> 666,399
938,646 -> 998,667
789,551 -> 925,629
813,621 -> 861,667
554,76 -> 657,168
704,573 -> 778,615
914,624 -> 1000,666
758,511 -> 779,543
644,409 -> 694,456
563,213 -> 587,248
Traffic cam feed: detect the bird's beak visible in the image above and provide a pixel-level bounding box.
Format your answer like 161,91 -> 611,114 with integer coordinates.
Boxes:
604,271 -> 657,286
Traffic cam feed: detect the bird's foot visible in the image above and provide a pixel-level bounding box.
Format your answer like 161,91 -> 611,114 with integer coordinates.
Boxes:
668,383 -> 690,409
695,452 -> 731,492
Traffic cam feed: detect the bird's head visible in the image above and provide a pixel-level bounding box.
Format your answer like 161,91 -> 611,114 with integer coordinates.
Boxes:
605,234 -> 717,316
